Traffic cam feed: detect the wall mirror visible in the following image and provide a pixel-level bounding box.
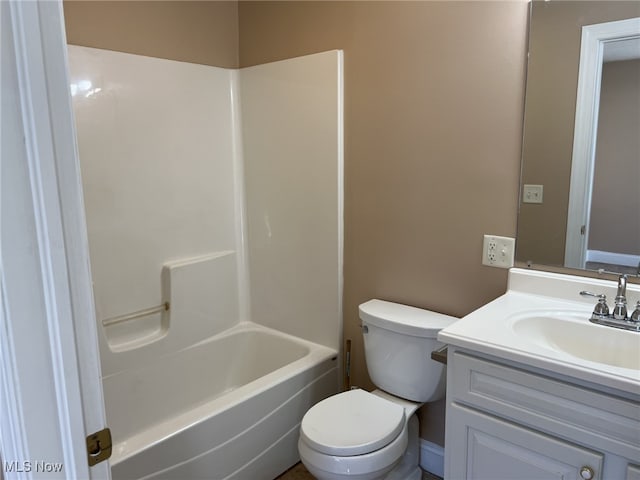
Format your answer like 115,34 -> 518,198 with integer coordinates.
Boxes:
517,0 -> 640,278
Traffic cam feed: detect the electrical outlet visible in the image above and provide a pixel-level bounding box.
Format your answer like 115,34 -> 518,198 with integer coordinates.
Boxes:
482,235 -> 515,268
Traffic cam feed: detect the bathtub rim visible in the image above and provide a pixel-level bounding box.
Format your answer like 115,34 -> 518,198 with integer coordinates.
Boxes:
106,321 -> 338,465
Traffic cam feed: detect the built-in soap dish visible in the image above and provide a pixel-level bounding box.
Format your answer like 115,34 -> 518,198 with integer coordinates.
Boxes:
101,250 -> 237,352
102,302 -> 169,352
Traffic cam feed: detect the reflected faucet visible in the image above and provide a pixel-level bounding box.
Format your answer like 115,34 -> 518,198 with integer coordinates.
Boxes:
613,275 -> 628,320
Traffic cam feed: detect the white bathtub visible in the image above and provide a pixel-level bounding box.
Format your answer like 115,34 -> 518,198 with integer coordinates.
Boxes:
103,322 -> 339,480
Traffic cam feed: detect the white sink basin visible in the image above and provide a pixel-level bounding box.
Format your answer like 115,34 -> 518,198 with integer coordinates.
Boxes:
510,311 -> 640,370
438,269 -> 640,395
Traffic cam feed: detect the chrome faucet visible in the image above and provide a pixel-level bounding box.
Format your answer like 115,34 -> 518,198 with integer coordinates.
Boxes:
580,274 -> 639,332
612,274 -> 628,320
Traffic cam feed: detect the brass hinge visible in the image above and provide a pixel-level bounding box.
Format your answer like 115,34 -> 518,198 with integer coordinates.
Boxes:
86,427 -> 112,466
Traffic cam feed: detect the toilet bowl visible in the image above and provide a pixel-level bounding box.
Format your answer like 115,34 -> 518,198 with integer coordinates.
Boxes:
298,300 -> 457,480
298,389 -> 422,480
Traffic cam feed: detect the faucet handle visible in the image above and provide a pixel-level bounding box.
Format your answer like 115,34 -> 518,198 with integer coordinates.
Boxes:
631,301 -> 640,323
613,297 -> 628,320
580,291 -> 609,317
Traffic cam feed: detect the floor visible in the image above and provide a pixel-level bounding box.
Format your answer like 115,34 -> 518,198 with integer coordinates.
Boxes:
276,462 -> 442,480
276,462 -> 313,480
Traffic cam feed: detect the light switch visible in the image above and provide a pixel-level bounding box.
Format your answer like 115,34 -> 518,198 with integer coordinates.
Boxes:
523,184 -> 543,204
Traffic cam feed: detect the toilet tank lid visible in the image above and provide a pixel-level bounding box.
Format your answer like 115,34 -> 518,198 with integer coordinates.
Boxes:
359,299 -> 457,338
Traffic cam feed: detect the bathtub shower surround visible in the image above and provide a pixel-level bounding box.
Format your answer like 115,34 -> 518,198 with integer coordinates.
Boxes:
68,46 -> 343,479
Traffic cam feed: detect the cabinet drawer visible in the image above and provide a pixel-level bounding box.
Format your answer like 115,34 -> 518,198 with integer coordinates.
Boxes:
449,351 -> 640,460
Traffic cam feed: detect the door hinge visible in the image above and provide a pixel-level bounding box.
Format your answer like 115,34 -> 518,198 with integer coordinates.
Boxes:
580,225 -> 586,235
86,427 -> 112,466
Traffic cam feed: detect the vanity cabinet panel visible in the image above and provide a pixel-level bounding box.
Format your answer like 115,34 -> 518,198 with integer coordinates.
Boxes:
448,351 -> 640,460
447,403 -> 604,480
444,348 -> 640,480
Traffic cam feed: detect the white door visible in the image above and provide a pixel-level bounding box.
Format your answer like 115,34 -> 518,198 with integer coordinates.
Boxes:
1,1 -> 110,479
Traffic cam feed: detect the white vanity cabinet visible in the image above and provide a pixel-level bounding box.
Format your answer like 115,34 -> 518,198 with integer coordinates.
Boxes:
444,348 -> 640,480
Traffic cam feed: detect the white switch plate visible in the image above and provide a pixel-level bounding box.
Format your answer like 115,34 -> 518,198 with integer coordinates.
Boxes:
482,235 -> 515,268
522,184 -> 543,204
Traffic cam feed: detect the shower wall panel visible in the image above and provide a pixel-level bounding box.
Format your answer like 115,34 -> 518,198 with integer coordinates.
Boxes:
239,51 -> 343,350
68,46 -> 243,376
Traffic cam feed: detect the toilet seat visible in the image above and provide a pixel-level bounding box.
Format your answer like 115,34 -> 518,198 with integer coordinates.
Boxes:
300,389 -> 405,456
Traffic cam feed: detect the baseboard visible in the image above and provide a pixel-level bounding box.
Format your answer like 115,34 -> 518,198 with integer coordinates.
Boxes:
419,439 -> 444,478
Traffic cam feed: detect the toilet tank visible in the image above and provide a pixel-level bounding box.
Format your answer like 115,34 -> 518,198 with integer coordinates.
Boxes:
359,300 -> 457,403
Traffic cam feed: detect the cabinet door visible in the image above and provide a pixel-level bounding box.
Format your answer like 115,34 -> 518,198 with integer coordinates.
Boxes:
628,464 -> 640,480
446,403 -> 604,480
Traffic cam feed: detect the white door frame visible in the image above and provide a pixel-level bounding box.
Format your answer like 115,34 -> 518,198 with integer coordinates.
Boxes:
564,17 -> 640,269
1,1 -> 109,479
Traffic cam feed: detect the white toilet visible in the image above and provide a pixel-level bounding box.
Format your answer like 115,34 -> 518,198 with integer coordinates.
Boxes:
298,299 -> 457,480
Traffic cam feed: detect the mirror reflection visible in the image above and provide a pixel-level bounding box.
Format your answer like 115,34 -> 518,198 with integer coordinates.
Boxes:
587,38 -> 639,273
517,1 -> 640,276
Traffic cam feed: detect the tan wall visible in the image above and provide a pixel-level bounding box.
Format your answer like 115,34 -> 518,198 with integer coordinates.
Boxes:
590,59 -> 640,256
517,1 -> 640,266
63,1 -> 239,68
239,0 -> 529,444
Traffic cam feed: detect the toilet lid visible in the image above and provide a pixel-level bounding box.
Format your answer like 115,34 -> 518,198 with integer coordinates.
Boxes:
300,389 -> 405,456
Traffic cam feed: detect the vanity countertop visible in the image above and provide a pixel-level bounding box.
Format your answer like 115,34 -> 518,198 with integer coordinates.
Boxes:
438,268 -> 640,396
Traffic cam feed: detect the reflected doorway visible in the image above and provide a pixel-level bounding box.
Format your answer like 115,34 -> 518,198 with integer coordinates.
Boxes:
564,17 -> 640,273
